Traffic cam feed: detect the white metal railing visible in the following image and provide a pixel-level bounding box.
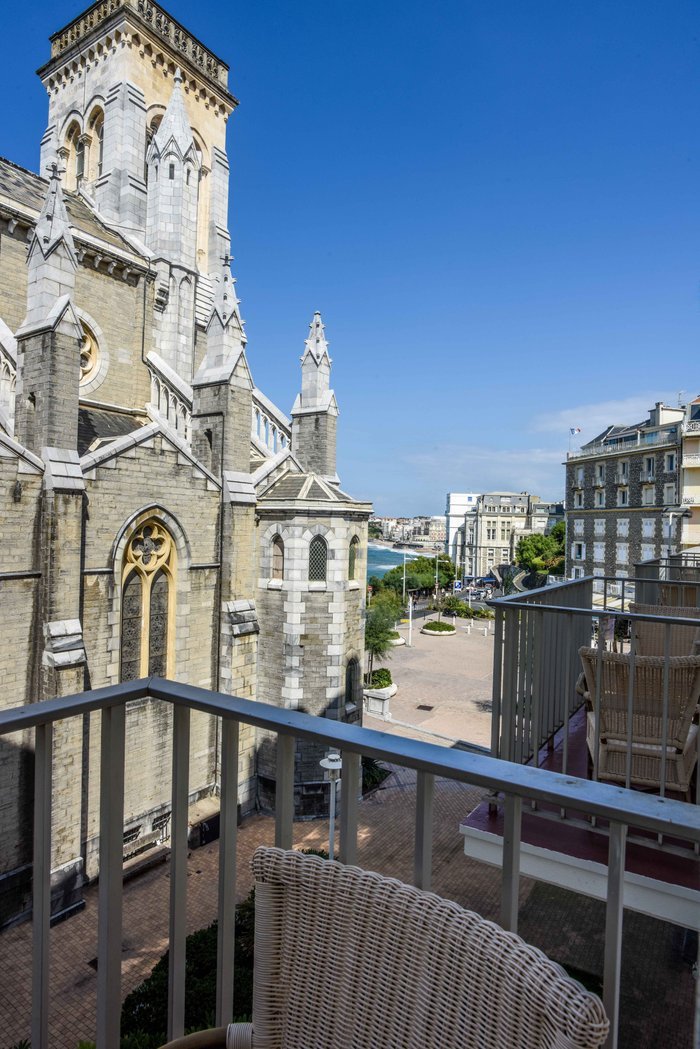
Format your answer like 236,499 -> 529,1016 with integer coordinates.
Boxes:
489,574 -> 700,813
1,681 -> 698,1049
567,431 -> 678,461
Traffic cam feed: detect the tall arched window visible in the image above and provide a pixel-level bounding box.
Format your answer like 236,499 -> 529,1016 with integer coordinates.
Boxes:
309,535 -> 328,582
87,108 -> 105,180
345,658 -> 361,708
120,519 -> 175,680
64,121 -> 82,190
348,535 -> 360,581
271,535 -> 284,579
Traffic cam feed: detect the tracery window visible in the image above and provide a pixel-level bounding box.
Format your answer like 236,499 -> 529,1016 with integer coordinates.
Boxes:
120,520 -> 175,681
348,536 -> 360,581
79,320 -> 100,385
308,536 -> 327,582
271,535 -> 284,579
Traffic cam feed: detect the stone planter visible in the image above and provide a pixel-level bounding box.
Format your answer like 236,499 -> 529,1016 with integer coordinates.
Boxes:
389,636 -> 406,647
363,682 -> 397,720
420,623 -> 456,636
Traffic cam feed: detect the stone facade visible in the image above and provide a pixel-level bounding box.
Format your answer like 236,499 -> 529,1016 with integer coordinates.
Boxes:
565,403 -> 684,586
0,3 -> 370,927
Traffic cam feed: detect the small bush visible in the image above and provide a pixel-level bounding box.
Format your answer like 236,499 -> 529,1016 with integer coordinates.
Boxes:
387,630 -> 400,639
362,756 -> 390,793
423,620 -> 456,632
369,668 -> 392,688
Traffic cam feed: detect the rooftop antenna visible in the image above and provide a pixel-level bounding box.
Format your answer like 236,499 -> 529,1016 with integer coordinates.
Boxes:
678,389 -> 686,406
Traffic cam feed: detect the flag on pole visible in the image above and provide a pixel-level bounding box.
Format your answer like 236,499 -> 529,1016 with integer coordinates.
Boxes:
569,427 -> 581,435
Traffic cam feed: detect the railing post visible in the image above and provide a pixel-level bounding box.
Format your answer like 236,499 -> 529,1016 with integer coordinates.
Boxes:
275,733 -> 295,849
603,822 -> 627,1049
96,704 -> 126,1049
216,717 -> 239,1024
500,794 -> 522,933
414,770 -> 434,890
32,722 -> 53,1049
339,749 -> 360,866
491,608 -> 504,757
168,705 -> 191,1041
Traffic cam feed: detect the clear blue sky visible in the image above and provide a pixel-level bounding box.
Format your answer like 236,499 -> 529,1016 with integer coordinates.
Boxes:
3,1 -> 699,515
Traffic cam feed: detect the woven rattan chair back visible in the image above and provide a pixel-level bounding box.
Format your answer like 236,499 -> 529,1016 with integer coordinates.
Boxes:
628,603 -> 700,658
237,846 -> 609,1049
579,647 -> 700,750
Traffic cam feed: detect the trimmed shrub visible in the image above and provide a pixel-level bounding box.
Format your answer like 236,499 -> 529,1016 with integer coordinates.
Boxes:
423,620 -> 456,632
387,630 -> 400,639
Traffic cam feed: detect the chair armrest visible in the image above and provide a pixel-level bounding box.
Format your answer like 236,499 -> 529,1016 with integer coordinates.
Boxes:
160,1028 -> 229,1049
226,1023 -> 253,1048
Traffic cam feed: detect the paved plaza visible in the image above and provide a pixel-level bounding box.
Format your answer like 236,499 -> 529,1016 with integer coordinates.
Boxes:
364,612 -> 496,749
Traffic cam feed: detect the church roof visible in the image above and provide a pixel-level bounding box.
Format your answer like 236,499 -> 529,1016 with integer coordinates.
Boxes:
77,406 -> 145,456
258,471 -> 356,505
0,157 -> 147,259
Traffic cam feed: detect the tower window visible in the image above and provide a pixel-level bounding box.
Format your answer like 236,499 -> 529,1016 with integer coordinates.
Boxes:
271,535 -> 284,580
169,163 -> 175,180
308,536 -> 327,582
120,520 -> 175,680
348,535 -> 360,580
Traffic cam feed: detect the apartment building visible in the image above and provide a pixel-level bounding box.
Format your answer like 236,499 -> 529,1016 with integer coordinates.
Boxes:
446,491 -> 564,579
565,401 -> 684,584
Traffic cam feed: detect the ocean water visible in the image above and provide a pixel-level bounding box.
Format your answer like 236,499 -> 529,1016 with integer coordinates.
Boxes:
366,544 -> 422,580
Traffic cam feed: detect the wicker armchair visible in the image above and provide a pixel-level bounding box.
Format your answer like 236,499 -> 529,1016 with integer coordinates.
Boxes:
579,646 -> 700,795
162,846 -> 609,1049
628,602 -> 700,657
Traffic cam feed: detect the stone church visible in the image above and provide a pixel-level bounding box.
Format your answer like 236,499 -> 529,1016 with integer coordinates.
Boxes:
0,0 -> 370,924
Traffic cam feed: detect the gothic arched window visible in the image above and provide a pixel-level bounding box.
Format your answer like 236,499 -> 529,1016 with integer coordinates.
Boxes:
64,121 -> 82,190
120,520 -> 175,681
271,535 -> 284,579
309,535 -> 327,582
349,535 -> 360,581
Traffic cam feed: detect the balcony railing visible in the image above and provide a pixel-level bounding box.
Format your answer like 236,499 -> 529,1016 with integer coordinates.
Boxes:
2,678 -> 699,1049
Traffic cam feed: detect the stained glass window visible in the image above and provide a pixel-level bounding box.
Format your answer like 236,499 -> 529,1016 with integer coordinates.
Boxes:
120,520 -> 175,680
309,536 -> 327,582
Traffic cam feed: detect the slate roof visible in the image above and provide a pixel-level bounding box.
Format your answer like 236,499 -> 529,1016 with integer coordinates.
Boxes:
77,406 -> 145,456
259,471 -> 355,505
0,157 -> 146,258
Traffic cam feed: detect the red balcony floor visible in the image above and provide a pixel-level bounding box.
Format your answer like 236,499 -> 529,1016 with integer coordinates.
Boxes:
461,707 -> 699,892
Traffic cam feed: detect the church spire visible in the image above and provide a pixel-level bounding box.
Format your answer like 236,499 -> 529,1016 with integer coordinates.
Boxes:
23,159 -> 79,328
151,68 -> 197,160
291,311 -> 339,479
15,159 -> 82,454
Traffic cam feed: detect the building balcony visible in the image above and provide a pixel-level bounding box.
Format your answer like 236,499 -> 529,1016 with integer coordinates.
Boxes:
568,433 -> 678,462
1,610 -> 699,1047
462,571 -> 700,1044
681,454 -> 700,468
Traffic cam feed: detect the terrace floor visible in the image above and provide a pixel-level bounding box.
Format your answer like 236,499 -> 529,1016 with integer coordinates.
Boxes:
0,766 -> 695,1049
464,708 -> 700,891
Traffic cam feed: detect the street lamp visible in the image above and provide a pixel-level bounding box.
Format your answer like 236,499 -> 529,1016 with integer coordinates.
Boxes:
320,750 -> 343,860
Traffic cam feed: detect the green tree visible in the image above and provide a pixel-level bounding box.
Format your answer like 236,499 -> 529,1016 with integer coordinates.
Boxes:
364,598 -> 397,683
515,530 -> 565,574
379,554 -> 455,596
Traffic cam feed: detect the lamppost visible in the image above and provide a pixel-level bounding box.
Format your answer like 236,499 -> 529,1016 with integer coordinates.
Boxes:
320,750 -> 342,860
402,551 -> 407,601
